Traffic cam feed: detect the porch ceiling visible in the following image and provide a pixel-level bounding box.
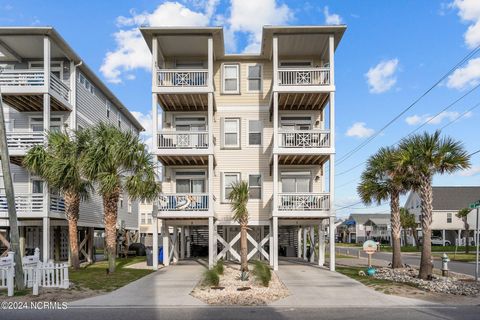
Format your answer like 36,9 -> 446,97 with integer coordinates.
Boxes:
157,154 -> 210,166
278,154 -> 328,166
2,94 -> 70,112
158,93 -> 208,112
278,92 -> 329,111
0,35 -> 68,61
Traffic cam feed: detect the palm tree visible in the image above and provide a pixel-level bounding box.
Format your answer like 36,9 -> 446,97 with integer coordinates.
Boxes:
457,208 -> 471,253
227,180 -> 250,276
81,123 -> 161,273
358,147 -> 412,268
400,207 -> 417,247
24,130 -> 92,270
396,131 -> 470,280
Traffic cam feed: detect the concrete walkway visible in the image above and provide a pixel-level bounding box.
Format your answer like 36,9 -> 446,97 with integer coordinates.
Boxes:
271,258 -> 433,307
71,260 -> 207,307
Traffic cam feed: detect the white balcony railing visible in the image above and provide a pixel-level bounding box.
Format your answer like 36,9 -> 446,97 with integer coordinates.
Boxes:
0,193 -> 65,215
159,193 -> 209,211
278,130 -> 330,148
0,70 -> 70,103
278,68 -> 330,86
0,194 -> 44,214
157,69 -> 208,87
158,131 -> 209,149
6,131 -> 45,151
278,193 -> 330,211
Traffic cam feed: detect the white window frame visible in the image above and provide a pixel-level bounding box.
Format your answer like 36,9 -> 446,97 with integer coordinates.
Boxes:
106,101 -> 111,119
248,120 -> 262,146
246,64 -> 262,92
223,118 -> 240,148
128,199 -> 132,214
248,174 -> 262,200
447,212 -> 452,223
222,172 -> 240,202
29,116 -> 64,132
222,63 -> 240,94
29,61 -> 64,80
117,111 -> 122,128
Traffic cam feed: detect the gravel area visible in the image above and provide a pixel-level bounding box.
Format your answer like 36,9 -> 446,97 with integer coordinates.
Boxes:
373,267 -> 480,296
191,264 -> 289,305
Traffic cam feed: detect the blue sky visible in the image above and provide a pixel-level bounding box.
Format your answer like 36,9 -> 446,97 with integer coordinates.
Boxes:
2,0 -> 480,217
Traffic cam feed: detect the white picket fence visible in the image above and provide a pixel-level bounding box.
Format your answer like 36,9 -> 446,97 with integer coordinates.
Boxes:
0,251 -> 15,296
0,248 -> 69,296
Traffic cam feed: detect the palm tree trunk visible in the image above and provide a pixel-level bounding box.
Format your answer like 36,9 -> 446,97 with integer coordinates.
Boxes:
240,222 -> 248,272
64,191 -> 80,270
103,192 -> 119,273
419,176 -> 433,280
412,227 -> 420,249
390,191 -> 403,268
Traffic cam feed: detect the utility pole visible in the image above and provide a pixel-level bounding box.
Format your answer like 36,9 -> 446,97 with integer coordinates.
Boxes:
0,86 -> 25,289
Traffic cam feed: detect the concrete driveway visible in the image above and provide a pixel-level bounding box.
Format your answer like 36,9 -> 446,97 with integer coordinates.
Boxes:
71,260 -> 207,307
271,258 -> 432,307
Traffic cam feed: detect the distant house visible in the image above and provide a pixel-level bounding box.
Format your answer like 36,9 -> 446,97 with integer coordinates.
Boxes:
404,186 -> 480,246
339,213 -> 390,243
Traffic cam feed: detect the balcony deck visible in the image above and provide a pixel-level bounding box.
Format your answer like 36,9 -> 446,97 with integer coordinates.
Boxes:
274,192 -> 330,218
6,131 -> 45,157
0,193 -> 65,218
158,193 -> 212,218
156,130 -> 213,165
0,70 -> 71,111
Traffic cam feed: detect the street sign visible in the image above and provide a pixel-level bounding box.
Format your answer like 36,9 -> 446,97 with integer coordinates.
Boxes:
469,200 -> 480,209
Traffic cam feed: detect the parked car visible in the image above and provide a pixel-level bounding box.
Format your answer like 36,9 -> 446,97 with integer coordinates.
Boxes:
431,236 -> 451,246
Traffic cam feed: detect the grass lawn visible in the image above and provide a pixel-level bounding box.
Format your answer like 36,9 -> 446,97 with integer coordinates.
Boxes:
377,245 -> 477,253
432,252 -> 477,262
336,243 -> 362,247
69,256 -> 153,292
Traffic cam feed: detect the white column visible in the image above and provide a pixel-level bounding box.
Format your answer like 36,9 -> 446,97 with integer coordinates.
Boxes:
458,229 -> 462,246
269,221 -> 274,267
19,227 -> 25,258
208,36 -> 214,90
442,229 -> 446,247
309,227 -> 315,263
329,34 -> 335,86
42,217 -> 50,261
162,220 -> 169,266
186,227 -> 191,258
151,36 -> 158,90
273,152 -> 279,213
303,227 -> 308,261
273,35 -> 278,90
273,92 -> 279,150
43,36 -> 51,93
208,93 -> 214,150
173,227 -> 179,264
180,227 -> 185,260
273,216 -> 279,270
297,227 -> 302,258
152,204 -> 158,270
319,223 -> 325,266
208,217 -> 215,269
208,154 -> 214,216
260,226 -> 265,260
69,60 -> 77,130
329,216 -> 335,271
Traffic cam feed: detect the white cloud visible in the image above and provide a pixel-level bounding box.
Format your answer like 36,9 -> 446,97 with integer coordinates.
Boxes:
101,1 -> 218,83
447,57 -> 480,89
323,6 -> 342,25
451,0 -> 480,48
225,0 -> 294,53
346,122 -> 375,139
405,111 -> 473,125
459,165 -> 480,176
131,110 -> 154,150
365,58 -> 399,93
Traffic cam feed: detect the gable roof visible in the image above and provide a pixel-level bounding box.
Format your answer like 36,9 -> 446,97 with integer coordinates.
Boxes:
431,186 -> 480,211
365,218 -> 390,226
347,213 -> 390,225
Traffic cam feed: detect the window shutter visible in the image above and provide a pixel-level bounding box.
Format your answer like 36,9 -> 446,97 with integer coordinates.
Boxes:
238,117 -> 241,149
220,117 -> 225,149
220,172 -> 224,202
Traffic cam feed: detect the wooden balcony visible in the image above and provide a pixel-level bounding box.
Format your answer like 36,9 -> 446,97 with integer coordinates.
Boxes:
0,193 -> 65,217
278,130 -> 330,149
158,193 -> 211,218
0,70 -> 71,112
6,131 -> 45,156
276,193 -> 330,217
156,131 -> 213,165
157,69 -> 208,88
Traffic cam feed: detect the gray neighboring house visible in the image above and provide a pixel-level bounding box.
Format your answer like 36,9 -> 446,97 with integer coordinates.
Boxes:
0,27 -> 144,262
340,213 -> 390,244
404,186 -> 480,246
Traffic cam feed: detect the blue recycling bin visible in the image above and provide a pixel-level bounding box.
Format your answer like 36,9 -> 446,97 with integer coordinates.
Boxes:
158,247 -> 163,264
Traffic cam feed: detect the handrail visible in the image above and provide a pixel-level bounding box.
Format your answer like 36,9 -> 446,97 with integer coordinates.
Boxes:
157,131 -> 209,149
6,131 -> 45,150
278,192 -> 330,211
159,193 -> 209,211
156,69 -> 208,87
278,67 -> 330,86
278,130 -> 330,148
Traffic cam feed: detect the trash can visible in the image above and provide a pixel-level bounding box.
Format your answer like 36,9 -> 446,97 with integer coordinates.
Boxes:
146,248 -> 153,266
158,247 -> 163,264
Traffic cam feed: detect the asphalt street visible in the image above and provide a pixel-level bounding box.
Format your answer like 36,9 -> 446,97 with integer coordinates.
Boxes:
2,305 -> 480,320
336,246 -> 478,277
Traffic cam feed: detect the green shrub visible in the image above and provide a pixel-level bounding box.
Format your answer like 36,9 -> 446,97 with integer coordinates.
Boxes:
203,269 -> 220,286
253,260 -> 272,287
214,260 -> 224,275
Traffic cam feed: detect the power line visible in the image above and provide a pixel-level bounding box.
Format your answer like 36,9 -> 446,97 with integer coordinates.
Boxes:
336,45 -> 480,166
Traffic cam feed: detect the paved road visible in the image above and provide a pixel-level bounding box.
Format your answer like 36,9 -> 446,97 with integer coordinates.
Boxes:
2,306 -> 480,320
336,246 -> 477,276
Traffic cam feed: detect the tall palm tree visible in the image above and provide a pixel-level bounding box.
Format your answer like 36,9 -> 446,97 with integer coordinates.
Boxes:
81,123 -> 160,273
400,207 -> 417,247
457,208 -> 471,253
227,180 -> 250,275
396,131 -> 470,280
23,130 -> 91,270
358,147 -> 412,268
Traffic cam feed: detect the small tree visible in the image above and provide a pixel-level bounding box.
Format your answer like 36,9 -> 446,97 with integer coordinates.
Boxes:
24,130 -> 92,270
400,207 -> 417,247
227,180 -> 250,277
457,208 -> 471,253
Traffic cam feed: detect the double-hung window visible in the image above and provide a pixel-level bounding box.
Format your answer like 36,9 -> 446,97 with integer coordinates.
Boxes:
249,174 -> 262,199
223,172 -> 240,201
447,213 -> 452,223
223,118 -> 240,148
223,64 -> 239,93
247,64 -> 262,92
248,120 -> 262,146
